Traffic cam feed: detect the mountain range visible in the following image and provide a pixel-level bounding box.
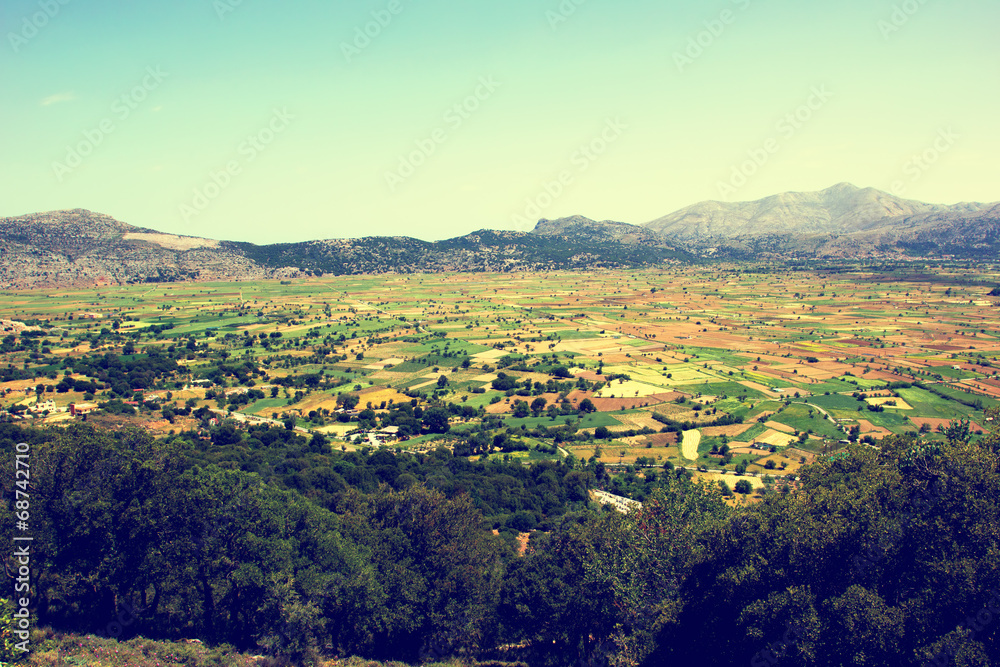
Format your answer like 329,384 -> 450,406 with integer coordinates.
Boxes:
646,182 -> 1000,260
1,184 -> 996,288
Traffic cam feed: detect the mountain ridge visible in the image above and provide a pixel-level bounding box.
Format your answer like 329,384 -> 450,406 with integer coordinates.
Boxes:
0,210 -> 690,289
644,183 -> 992,238
2,183 -> 998,288
641,183 -> 999,260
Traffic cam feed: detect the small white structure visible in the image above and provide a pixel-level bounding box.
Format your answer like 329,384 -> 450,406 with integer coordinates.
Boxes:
70,403 -> 99,416
593,489 -> 642,513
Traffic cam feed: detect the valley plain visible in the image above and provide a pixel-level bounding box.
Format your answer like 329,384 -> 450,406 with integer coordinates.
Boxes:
4,263 -> 998,493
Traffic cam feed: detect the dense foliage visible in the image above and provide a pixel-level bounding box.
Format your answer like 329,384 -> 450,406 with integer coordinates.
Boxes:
2,423 -> 999,666
227,232 -> 691,277
172,422 -> 603,533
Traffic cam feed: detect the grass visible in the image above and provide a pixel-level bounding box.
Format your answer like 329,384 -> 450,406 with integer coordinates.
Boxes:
772,404 -> 845,439
454,391 -> 504,409
926,365 -> 980,380
808,393 -> 866,411
896,387 -> 976,419
246,397 -> 289,414
23,631 -> 475,667
931,383 -> 1000,409
859,409 -> 912,429
675,346 -> 754,367
676,381 -> 769,399
23,630 -> 263,667
713,397 -> 752,419
482,442 -> 563,463
732,423 -> 768,443
848,376 -> 892,390
502,412 -> 622,430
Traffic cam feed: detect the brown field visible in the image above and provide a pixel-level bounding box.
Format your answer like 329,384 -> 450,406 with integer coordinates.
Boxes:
764,421 -> 796,434
701,423 -> 755,437
591,396 -> 663,411
909,417 -> 987,433
856,419 -> 893,438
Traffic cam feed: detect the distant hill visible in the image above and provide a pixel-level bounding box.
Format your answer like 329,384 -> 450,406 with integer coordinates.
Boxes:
234,226 -> 691,277
0,211 -> 690,289
3,184 -> 998,288
643,183 -> 1000,260
531,215 -> 670,246
0,209 -> 280,288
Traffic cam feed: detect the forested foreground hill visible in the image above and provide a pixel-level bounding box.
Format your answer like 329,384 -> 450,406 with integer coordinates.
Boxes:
2,423 -> 1000,666
8,633 -> 473,667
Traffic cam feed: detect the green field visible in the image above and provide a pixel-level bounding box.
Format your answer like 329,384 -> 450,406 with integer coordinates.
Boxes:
771,404 -> 845,440
896,387 -> 977,419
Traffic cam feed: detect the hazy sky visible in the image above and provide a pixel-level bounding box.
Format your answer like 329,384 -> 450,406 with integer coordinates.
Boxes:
2,0 -> 998,243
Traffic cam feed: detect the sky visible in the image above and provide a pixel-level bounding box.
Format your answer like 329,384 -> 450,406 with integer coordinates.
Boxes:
2,0 -> 998,244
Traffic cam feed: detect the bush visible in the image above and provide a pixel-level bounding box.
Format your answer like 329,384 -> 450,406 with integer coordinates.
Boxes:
22,632 -> 262,667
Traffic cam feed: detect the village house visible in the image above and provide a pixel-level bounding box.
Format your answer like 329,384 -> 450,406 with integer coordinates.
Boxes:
351,426 -> 401,448
593,489 -> 642,513
1,319 -> 42,333
30,399 -> 58,414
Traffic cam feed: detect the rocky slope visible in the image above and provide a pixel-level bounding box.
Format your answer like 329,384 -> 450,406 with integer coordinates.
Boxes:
643,183 -> 999,259
0,211 -> 690,288
235,227 -> 690,276
0,210 -> 283,288
3,184 -> 997,289
531,215 -> 671,246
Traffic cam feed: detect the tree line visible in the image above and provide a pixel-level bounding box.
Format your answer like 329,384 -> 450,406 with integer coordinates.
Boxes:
2,423 -> 999,666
